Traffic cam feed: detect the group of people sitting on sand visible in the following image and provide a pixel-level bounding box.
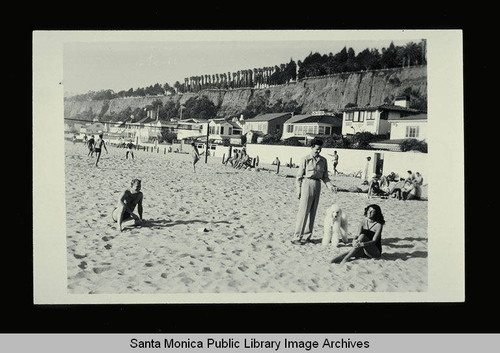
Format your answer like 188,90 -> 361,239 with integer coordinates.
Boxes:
367,170 -> 424,200
223,148 -> 253,169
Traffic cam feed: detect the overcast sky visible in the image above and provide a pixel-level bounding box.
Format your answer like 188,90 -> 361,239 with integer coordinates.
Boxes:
62,31 -> 422,96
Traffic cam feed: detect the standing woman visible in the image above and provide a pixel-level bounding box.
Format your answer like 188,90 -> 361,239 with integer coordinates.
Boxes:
190,142 -> 200,172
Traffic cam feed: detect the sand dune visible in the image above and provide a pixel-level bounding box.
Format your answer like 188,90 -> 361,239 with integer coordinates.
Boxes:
65,142 -> 427,294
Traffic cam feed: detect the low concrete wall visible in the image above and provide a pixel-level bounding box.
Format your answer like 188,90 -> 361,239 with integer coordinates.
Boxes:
245,144 -> 427,181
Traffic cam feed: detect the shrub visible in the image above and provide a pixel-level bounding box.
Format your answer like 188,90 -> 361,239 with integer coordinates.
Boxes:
399,138 -> 427,153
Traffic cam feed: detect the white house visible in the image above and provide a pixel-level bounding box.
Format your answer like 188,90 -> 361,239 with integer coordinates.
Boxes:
80,120 -> 108,136
281,111 -> 342,141
341,96 -> 425,136
207,118 -> 244,145
389,113 -> 427,141
176,118 -> 209,141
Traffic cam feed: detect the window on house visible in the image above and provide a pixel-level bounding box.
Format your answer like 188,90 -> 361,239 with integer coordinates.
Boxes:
354,111 -> 365,122
367,111 -> 375,120
325,127 -> 331,135
228,127 -> 232,135
319,126 -> 325,134
287,125 -> 293,133
345,112 -> 353,121
380,111 -> 388,120
406,126 -> 419,138
220,126 -> 224,135
313,125 -> 318,134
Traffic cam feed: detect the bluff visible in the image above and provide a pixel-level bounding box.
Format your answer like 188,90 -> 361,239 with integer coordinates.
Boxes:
64,65 -> 427,120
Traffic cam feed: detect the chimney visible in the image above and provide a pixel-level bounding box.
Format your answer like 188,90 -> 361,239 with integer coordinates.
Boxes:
394,95 -> 410,108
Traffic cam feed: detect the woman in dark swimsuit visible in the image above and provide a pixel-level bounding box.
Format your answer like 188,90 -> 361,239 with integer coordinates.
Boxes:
351,204 -> 385,259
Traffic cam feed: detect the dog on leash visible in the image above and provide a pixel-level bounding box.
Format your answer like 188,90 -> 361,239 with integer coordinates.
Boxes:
322,204 -> 349,247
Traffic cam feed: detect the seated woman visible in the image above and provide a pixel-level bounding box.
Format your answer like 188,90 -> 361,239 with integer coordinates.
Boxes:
111,179 -> 143,232
337,204 -> 385,263
402,179 -> 420,200
389,178 -> 408,200
367,174 -> 388,198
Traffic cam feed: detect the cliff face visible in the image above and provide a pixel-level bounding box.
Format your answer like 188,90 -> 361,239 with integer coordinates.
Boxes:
64,65 -> 427,120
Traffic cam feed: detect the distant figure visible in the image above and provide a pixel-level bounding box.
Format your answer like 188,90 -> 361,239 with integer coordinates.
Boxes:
83,134 -> 88,145
190,142 -> 200,172
112,179 -> 143,232
367,173 -> 387,198
414,172 -> 423,186
291,138 -> 337,245
362,156 -> 372,184
72,134 -> 77,144
235,148 -> 250,169
94,134 -> 108,167
87,135 -> 95,157
331,150 -> 339,175
126,140 -> 134,159
414,172 -> 424,199
390,178 -> 408,200
405,170 -> 415,182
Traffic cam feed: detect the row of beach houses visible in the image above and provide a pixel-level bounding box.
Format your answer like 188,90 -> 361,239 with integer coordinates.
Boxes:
68,95 -> 426,152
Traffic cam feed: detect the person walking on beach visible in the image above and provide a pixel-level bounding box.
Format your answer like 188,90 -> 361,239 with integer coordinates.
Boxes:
87,135 -> 95,157
331,150 -> 339,175
292,138 -> 337,245
112,179 -> 143,232
334,204 -> 385,263
126,139 -> 135,159
94,133 -> 108,167
190,142 -> 200,172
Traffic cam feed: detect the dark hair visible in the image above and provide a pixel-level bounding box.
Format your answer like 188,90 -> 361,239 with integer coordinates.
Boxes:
364,204 -> 385,225
131,178 -> 141,186
190,142 -> 195,146
310,138 -> 323,147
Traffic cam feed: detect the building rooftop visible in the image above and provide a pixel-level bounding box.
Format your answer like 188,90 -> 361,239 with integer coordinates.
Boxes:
246,112 -> 292,122
293,115 -> 342,126
341,104 -> 424,114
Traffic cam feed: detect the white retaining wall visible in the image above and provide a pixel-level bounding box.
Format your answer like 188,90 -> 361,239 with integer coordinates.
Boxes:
245,144 -> 427,180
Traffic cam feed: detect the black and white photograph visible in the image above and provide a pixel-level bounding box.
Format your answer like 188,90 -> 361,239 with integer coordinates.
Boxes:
32,30 -> 464,304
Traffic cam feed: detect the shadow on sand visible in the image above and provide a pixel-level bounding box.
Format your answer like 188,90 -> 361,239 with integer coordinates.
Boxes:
141,219 -> 231,228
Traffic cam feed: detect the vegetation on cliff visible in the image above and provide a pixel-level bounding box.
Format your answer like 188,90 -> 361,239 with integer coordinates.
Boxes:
65,40 -> 426,102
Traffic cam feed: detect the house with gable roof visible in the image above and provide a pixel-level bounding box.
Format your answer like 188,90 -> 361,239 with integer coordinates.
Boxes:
281,111 -> 342,141
243,112 -> 292,143
340,95 -> 425,136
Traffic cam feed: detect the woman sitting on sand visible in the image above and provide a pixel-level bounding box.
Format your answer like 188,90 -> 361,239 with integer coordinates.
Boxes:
348,204 -> 385,260
112,179 -> 143,232
367,174 -> 388,198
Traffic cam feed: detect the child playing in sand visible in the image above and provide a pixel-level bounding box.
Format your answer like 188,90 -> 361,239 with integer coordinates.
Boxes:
112,179 -> 143,232
334,204 -> 385,263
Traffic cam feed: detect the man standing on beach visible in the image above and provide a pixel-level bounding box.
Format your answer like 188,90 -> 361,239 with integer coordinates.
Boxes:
94,133 -> 108,167
112,179 -> 143,232
292,138 -> 337,245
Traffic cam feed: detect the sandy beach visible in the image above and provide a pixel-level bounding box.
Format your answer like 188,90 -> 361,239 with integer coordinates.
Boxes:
64,141 -> 427,294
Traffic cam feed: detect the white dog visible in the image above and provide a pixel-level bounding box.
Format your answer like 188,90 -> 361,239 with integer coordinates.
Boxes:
322,204 -> 349,247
